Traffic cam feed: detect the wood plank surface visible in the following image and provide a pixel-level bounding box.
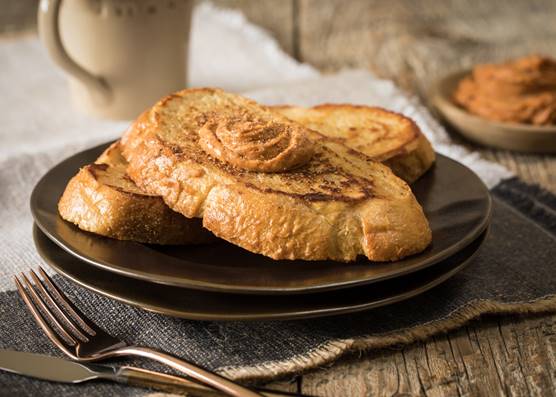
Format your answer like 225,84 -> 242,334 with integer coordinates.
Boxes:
298,315 -> 556,396
0,0 -> 37,34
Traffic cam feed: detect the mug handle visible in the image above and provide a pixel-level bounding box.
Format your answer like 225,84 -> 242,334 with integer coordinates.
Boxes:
38,0 -> 112,104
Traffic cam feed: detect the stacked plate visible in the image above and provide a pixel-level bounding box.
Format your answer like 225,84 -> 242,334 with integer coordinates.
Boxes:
30,142 -> 491,321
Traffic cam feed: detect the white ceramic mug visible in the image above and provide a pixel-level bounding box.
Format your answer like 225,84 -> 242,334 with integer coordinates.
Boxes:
38,0 -> 193,120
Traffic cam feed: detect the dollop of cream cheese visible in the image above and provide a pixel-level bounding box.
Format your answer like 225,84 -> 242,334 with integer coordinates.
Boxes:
199,113 -> 314,172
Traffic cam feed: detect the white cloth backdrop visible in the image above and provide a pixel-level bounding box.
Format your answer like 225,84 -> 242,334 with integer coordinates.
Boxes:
0,2 -> 511,291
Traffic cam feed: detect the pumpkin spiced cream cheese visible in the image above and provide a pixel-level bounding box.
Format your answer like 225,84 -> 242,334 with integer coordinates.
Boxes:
198,111 -> 314,173
454,55 -> 556,125
121,88 -> 431,262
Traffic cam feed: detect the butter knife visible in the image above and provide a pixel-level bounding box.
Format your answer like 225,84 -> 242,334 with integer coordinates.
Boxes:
0,350 -> 306,396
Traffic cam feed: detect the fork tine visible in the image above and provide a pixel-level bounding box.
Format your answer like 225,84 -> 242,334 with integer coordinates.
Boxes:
29,269 -> 89,342
14,275 -> 76,358
19,273 -> 78,345
37,266 -> 96,336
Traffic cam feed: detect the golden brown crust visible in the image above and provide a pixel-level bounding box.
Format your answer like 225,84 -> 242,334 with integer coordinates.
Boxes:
271,104 -> 435,183
383,134 -> 435,183
121,89 -> 432,261
58,142 -> 214,245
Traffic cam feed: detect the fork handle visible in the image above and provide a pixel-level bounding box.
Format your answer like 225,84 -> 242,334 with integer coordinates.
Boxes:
118,366 -> 307,397
117,366 -> 224,396
114,346 -> 262,397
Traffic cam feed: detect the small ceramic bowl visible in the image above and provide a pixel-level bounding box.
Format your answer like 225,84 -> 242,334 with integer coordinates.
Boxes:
431,70 -> 556,153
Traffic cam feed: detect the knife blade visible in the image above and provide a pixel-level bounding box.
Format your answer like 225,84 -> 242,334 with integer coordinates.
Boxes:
0,350 -> 308,396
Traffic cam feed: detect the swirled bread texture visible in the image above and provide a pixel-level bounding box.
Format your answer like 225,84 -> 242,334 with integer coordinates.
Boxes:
58,142 -> 214,245
272,104 -> 435,183
121,88 -> 432,261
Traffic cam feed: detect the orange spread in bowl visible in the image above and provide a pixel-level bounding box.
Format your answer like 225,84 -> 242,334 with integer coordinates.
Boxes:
453,55 -> 556,125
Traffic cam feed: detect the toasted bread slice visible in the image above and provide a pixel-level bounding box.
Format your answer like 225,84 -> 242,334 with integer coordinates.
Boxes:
272,105 -> 435,183
121,88 -> 431,261
58,142 -> 214,244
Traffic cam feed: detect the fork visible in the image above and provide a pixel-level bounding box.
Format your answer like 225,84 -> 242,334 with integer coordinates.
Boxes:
14,267 -> 262,397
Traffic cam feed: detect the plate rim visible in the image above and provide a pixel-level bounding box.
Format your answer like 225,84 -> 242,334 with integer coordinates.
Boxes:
33,224 -> 487,321
31,142 -> 492,294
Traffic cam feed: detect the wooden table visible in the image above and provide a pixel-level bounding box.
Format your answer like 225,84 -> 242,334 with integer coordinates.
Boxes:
3,1 -> 555,395
223,1 -> 556,395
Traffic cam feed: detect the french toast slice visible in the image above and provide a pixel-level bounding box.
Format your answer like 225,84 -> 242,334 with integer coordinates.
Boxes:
272,105 -> 435,183
58,142 -> 214,244
121,88 -> 432,262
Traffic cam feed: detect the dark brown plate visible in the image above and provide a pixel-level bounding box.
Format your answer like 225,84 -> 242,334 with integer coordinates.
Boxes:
34,224 -> 486,321
31,142 -> 491,294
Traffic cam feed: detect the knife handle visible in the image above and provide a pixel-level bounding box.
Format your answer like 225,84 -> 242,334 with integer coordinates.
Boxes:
115,366 -> 304,397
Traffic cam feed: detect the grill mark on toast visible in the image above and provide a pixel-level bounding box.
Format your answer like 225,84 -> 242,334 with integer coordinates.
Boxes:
87,163 -> 109,179
106,185 -> 154,198
87,158 -> 155,198
242,182 -> 373,203
200,143 -> 376,201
